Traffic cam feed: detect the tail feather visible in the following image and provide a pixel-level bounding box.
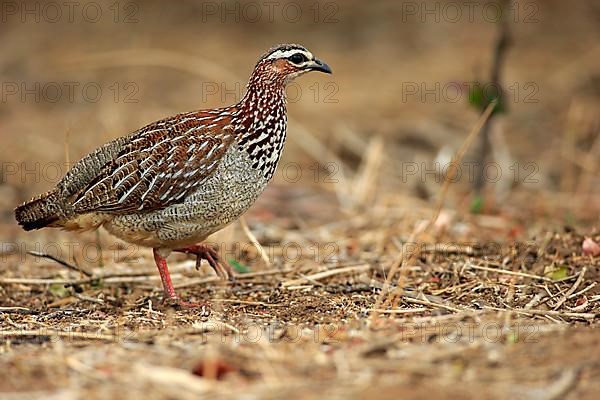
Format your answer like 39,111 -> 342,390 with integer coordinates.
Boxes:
14,190 -> 62,231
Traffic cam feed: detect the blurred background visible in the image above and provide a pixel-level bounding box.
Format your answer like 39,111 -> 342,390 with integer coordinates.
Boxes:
1,0 -> 599,260
2,3 -> 599,396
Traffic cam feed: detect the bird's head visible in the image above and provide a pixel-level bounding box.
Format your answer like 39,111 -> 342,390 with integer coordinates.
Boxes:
252,43 -> 332,85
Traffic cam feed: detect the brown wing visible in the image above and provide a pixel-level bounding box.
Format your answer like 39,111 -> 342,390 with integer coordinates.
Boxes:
70,112 -> 235,214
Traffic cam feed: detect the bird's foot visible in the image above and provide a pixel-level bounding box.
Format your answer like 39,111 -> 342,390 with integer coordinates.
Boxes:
175,244 -> 235,282
161,296 -> 211,315
153,248 -> 210,316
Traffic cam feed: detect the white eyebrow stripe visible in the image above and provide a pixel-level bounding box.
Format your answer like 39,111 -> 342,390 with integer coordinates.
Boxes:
265,49 -> 313,61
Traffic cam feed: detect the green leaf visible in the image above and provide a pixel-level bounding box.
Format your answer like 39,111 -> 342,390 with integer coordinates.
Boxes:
48,283 -> 70,298
470,195 -> 484,214
468,85 -> 485,108
467,82 -> 506,115
229,259 -> 249,273
545,265 -> 569,281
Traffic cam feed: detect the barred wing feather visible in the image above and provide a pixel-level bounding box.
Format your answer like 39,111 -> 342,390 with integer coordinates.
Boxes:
71,122 -> 233,214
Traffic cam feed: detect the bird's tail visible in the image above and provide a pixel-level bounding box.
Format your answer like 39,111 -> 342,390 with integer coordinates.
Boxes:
14,190 -> 62,231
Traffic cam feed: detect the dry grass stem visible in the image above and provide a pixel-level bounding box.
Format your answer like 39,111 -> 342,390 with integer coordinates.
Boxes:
239,216 -> 271,268
370,101 -> 498,319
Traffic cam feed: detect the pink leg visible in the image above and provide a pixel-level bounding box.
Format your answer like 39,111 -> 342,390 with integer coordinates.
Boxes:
152,248 -> 208,310
153,248 -> 177,300
174,244 -> 235,281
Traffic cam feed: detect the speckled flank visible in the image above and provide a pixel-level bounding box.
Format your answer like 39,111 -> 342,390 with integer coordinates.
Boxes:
104,143 -> 269,248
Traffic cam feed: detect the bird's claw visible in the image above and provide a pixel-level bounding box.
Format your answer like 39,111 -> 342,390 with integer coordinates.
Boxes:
161,296 -> 211,316
179,244 -> 235,282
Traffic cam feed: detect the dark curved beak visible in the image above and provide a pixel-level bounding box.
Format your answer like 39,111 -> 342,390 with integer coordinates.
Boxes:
309,58 -> 332,74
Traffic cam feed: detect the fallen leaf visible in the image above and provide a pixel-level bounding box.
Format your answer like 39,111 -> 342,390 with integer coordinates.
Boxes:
544,265 -> 569,281
229,259 -> 249,273
568,296 -> 589,312
582,238 -> 600,256
48,283 -> 70,298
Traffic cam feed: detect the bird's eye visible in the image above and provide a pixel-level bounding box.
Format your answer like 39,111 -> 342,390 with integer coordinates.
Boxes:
288,53 -> 308,64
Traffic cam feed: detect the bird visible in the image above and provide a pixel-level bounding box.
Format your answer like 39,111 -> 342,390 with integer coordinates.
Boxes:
14,43 -> 332,307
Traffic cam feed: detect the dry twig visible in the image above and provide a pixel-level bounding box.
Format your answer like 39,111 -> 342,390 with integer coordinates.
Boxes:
26,250 -> 92,277
370,101 -> 498,319
239,216 -> 271,267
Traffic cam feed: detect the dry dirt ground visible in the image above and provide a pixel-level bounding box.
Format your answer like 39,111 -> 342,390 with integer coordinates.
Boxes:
1,189 -> 599,399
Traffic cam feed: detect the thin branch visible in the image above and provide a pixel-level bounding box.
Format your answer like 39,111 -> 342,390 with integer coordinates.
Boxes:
0,330 -> 122,341
484,306 -> 597,321
239,217 -> 271,267
473,0 -> 512,192
0,306 -> 38,315
27,250 -> 92,277
369,307 -> 428,314
282,264 -> 370,287
553,268 -> 586,310
465,262 -> 553,282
